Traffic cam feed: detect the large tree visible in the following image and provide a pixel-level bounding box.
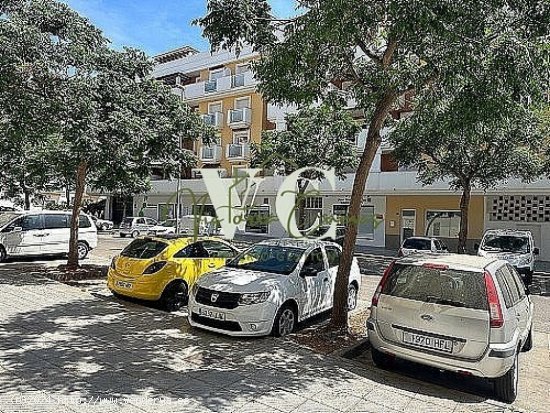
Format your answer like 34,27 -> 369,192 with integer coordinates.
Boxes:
252,105 -> 360,231
197,0 -> 549,329
0,0 -> 213,269
390,87 -> 544,253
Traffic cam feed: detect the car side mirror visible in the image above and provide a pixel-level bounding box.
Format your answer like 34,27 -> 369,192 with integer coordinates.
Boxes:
300,266 -> 318,277
533,247 -> 540,255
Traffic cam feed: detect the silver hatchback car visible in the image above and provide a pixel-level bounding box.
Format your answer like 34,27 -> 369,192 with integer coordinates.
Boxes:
367,254 -> 533,403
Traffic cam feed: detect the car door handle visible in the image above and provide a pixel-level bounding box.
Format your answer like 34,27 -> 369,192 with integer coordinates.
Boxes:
33,234 -> 44,237
208,263 -> 216,268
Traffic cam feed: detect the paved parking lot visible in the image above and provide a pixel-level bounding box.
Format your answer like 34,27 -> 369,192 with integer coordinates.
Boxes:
0,234 -> 549,412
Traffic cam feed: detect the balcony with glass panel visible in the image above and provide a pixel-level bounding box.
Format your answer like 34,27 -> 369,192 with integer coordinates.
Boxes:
200,144 -> 222,163
226,143 -> 250,160
202,112 -> 223,129
227,108 -> 252,129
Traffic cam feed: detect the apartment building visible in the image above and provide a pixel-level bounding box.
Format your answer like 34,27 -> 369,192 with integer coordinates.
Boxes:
152,45 -> 273,178
115,45 -> 550,261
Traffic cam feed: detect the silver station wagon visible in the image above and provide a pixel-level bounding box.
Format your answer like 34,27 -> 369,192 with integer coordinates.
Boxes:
367,254 -> 533,403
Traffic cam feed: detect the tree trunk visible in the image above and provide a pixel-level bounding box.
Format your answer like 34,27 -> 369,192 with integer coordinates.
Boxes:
66,161 -> 87,270
330,91 -> 397,330
297,180 -> 308,231
23,189 -> 31,211
66,185 -> 71,207
457,183 -> 471,254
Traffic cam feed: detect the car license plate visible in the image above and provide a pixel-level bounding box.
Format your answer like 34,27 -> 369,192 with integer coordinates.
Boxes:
116,280 -> 133,289
198,308 -> 226,321
403,331 -> 453,353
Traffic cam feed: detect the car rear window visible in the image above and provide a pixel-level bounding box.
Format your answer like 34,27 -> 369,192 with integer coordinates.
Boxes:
120,239 -> 168,259
382,264 -> 487,310
402,238 -> 431,250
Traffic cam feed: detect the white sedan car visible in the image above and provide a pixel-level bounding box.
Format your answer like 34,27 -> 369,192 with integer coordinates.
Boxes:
188,239 -> 362,337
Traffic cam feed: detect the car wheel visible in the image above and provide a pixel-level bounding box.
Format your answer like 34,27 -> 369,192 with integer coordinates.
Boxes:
77,242 -> 89,260
131,230 -> 140,238
522,328 -> 533,352
160,282 -> 188,312
493,351 -> 519,403
348,283 -> 358,311
0,245 -> 6,263
371,346 -> 394,369
272,304 -> 297,337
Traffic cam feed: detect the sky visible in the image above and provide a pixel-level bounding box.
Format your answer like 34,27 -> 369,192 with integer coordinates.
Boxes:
63,0 -> 298,56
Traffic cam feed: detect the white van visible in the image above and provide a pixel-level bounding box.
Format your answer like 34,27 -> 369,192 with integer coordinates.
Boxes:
477,229 -> 538,284
0,211 -> 98,262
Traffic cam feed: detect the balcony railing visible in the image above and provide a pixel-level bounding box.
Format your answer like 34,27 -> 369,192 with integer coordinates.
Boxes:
180,71 -> 256,100
200,145 -> 222,163
204,79 -> 218,93
227,107 -> 252,128
202,112 -> 223,128
226,143 -> 250,160
232,73 -> 245,88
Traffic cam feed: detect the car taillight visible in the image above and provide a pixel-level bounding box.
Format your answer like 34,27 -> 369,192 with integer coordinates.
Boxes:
143,261 -> 167,275
372,261 -> 395,307
484,271 -> 504,328
110,257 -> 117,270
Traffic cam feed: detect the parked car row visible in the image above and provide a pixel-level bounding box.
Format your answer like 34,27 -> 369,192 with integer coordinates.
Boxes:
400,228 -> 540,285
107,236 -> 362,336
116,215 -> 221,238
0,210 -> 98,261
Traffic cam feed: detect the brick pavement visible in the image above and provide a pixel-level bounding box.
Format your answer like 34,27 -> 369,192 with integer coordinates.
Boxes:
0,266 -> 547,413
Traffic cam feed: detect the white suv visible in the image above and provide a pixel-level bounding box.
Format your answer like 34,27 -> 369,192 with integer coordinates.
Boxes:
367,254 -> 533,403
119,216 -> 157,238
0,211 -> 98,261
189,239 -> 362,337
478,229 -> 539,285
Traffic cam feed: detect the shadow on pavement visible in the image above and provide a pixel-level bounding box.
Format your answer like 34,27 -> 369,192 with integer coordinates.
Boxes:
0,273 -> 498,413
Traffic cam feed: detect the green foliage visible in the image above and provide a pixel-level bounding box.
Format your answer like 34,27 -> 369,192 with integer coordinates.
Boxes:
251,105 -> 360,180
390,90 -> 545,190
0,0 -> 214,200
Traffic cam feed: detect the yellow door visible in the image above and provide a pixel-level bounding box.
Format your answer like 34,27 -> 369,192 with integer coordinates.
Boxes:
172,241 -> 211,286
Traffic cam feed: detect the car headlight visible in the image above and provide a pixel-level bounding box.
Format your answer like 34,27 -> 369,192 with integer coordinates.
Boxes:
143,261 -> 167,275
517,255 -> 532,266
238,292 -> 271,305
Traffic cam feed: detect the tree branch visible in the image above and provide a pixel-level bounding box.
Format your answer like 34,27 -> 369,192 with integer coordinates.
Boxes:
356,37 -> 382,66
382,37 -> 398,68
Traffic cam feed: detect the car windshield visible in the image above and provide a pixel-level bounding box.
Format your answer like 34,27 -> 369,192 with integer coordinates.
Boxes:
383,264 -> 487,310
0,213 -> 20,228
482,235 -> 530,253
120,239 -> 168,259
160,219 -> 176,227
403,238 -> 431,250
226,245 -> 305,275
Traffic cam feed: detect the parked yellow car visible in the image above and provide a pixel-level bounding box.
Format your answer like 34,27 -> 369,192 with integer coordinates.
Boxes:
107,236 -> 239,311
